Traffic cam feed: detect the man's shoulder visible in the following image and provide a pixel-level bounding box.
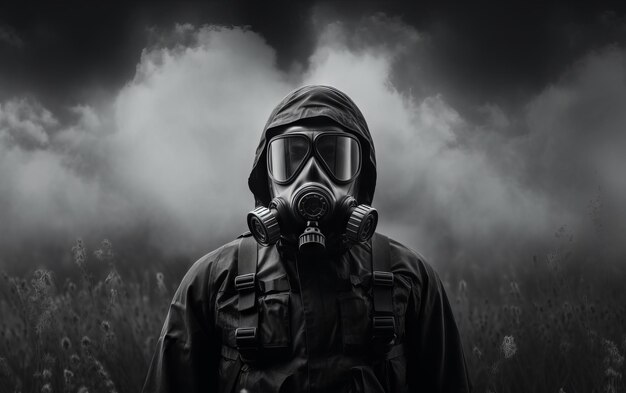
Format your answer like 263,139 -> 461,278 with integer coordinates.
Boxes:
377,233 -> 425,267
376,233 -> 438,290
181,234 -> 249,285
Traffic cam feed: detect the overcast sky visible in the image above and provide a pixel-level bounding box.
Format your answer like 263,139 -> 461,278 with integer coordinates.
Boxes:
1,3 -> 625,270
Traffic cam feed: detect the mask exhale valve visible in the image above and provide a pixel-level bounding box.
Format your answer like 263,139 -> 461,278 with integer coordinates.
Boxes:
298,221 -> 325,253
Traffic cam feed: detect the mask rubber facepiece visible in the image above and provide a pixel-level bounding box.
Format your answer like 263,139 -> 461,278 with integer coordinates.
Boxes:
247,191 -> 378,252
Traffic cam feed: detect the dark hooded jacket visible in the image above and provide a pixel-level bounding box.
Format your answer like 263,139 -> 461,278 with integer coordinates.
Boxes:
142,85 -> 471,393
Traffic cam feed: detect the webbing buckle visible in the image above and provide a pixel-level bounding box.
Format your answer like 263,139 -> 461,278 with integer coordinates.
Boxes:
373,271 -> 394,287
235,273 -> 256,292
235,327 -> 258,362
373,315 -> 396,340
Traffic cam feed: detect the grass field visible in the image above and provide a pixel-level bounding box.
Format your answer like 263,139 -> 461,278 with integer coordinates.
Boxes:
1,237 -> 624,393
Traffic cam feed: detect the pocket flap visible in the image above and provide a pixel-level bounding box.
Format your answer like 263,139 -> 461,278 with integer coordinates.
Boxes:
259,292 -> 291,349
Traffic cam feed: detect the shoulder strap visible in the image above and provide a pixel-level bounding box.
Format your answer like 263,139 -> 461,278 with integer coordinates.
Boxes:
235,236 -> 259,363
371,233 -> 396,346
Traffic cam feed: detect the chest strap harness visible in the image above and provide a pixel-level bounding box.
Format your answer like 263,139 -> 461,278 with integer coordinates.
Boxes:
235,235 -> 259,363
371,233 -> 396,348
234,233 -> 396,363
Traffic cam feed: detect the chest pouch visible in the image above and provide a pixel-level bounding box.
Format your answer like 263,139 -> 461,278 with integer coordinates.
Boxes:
338,234 -> 397,356
235,236 -> 292,364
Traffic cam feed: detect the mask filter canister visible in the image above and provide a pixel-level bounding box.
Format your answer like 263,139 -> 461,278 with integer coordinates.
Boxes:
345,204 -> 378,243
247,206 -> 281,246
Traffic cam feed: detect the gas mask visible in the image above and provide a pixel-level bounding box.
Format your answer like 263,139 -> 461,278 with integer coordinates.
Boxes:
247,125 -> 378,253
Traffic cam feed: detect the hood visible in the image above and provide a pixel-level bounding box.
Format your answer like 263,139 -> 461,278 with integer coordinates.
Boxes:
248,85 -> 377,207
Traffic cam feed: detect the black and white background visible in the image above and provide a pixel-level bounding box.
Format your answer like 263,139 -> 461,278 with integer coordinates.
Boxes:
1,3 -> 625,392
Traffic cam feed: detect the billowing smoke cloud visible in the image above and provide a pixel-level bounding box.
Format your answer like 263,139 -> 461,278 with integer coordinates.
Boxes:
298,18 -> 563,265
0,16 -> 624,269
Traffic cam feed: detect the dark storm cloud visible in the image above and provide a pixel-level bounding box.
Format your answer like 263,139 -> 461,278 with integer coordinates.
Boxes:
0,3 -> 316,109
313,3 -> 626,123
1,3 -> 624,114
0,5 -> 625,269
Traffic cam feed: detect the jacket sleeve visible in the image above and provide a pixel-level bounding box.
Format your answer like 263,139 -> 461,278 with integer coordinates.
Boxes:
406,260 -> 472,393
142,256 -> 219,393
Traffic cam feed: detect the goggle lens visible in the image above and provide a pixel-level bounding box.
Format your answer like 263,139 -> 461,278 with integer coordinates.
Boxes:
267,134 -> 360,183
315,134 -> 360,182
267,136 -> 310,182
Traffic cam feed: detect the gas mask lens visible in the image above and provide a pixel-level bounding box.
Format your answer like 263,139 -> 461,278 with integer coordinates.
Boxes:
267,133 -> 361,183
315,134 -> 360,182
267,135 -> 310,182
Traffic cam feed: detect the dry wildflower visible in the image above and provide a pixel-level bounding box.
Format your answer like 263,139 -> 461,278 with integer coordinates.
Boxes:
472,346 -> 483,360
501,335 -> 517,359
105,378 -> 116,391
60,336 -> 71,351
562,301 -> 572,314
35,310 -> 53,336
508,305 -> 522,325
81,336 -> 92,350
42,368 -> 52,379
71,312 -> 80,324
31,269 -> 55,321
603,339 -> 625,368
0,357 -> 11,377
559,340 -> 572,354
101,320 -> 111,333
77,386 -> 89,393
105,270 -> 122,288
70,354 -> 81,367
103,331 -> 117,350
603,340 -> 624,393
490,362 -> 499,375
605,367 -> 621,378
109,288 -> 119,305
98,367 -> 108,379
510,281 -> 520,297
558,389 -> 566,393
63,368 -> 74,385
156,272 -> 167,295
41,383 -> 52,393
43,353 -> 55,367
72,239 -> 87,267
92,357 -> 109,380
33,269 -> 53,289
562,302 -> 573,322
588,329 -> 599,345
94,239 -> 115,264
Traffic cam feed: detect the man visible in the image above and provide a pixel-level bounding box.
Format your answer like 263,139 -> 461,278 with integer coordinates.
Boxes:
143,85 -> 471,393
